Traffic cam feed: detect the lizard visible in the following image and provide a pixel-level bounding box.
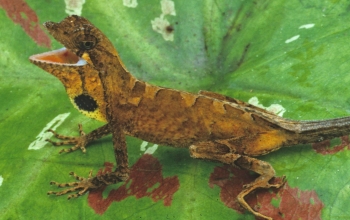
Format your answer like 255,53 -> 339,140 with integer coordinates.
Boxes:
29,15 -> 350,220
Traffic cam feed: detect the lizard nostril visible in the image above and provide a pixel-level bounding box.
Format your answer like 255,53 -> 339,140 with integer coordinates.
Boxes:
43,21 -> 56,29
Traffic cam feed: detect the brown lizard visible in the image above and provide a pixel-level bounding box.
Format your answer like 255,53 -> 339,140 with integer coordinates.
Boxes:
29,15 -> 350,220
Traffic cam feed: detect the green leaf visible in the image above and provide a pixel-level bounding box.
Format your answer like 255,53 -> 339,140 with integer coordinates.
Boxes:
1,0 -> 350,219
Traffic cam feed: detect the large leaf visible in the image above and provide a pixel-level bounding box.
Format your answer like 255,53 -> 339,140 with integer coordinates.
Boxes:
1,0 -> 350,219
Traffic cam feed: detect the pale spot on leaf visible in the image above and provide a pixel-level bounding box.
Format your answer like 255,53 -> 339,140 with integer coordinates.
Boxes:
151,0 -> 176,41
145,144 -> 158,154
299,23 -> 315,29
123,0 -> 138,8
151,16 -> 174,41
285,35 -> 300,44
28,113 -> 71,150
161,0 -> 176,16
140,141 -> 148,151
248,97 -> 286,117
64,0 -> 85,16
140,141 -> 158,154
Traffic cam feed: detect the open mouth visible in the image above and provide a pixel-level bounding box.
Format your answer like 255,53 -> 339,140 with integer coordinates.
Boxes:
29,48 -> 87,66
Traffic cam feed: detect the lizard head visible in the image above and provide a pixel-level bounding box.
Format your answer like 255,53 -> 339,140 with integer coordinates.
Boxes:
29,16 -> 109,122
42,15 -> 123,71
43,15 -> 101,58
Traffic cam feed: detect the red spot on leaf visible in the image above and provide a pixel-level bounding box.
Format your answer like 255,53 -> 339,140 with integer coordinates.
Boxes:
312,135 -> 350,155
0,0 -> 51,47
209,165 -> 324,219
88,154 -> 180,215
209,165 -> 253,213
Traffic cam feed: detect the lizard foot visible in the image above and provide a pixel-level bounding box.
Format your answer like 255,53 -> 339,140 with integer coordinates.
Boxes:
48,170 -> 126,199
48,170 -> 102,199
46,124 -> 88,153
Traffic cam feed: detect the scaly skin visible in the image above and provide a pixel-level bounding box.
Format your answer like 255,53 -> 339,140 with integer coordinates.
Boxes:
29,16 -> 350,220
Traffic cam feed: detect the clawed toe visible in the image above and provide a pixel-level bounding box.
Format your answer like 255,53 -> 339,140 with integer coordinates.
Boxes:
46,124 -> 88,153
47,171 -> 96,199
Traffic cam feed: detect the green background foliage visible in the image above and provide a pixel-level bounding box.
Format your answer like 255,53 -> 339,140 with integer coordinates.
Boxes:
1,0 -> 350,219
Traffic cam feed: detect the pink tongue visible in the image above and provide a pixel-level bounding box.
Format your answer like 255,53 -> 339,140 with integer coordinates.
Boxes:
29,48 -> 80,64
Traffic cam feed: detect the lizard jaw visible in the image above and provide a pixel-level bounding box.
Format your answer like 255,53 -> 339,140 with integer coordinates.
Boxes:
29,47 -> 87,66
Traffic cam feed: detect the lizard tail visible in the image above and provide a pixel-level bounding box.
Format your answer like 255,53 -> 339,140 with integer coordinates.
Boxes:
280,116 -> 350,144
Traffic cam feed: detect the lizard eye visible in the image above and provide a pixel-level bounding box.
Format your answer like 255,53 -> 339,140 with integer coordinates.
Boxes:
75,34 -> 98,50
79,41 -> 95,50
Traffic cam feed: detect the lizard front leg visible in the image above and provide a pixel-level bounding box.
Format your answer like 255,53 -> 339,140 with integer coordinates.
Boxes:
189,141 -> 285,220
48,124 -> 129,198
47,124 -> 110,153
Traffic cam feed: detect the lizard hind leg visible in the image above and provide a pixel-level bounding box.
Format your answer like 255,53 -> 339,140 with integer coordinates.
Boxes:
189,142 -> 285,220
235,156 -> 286,220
